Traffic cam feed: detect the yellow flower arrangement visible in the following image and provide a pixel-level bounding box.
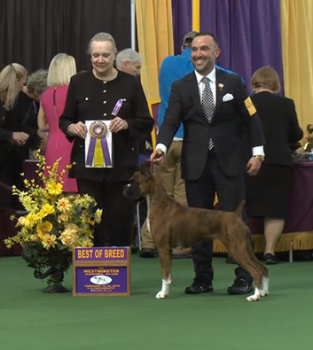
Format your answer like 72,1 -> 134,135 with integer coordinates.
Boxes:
4,154 -> 102,288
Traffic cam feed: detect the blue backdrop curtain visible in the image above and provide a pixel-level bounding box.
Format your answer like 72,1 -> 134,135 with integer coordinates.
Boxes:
172,0 -> 283,93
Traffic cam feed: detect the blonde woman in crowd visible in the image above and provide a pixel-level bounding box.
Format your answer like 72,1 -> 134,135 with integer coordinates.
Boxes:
38,53 -> 78,192
0,63 -> 29,208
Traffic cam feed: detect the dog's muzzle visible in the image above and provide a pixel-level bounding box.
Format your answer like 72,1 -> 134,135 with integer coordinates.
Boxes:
123,183 -> 141,199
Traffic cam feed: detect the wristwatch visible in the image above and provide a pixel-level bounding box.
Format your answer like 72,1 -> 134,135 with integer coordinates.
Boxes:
254,155 -> 265,162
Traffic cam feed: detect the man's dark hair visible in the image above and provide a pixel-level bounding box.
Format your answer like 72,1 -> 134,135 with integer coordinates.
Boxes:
183,37 -> 193,48
193,32 -> 219,47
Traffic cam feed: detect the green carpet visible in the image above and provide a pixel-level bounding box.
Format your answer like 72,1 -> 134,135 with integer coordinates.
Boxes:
1,255 -> 312,350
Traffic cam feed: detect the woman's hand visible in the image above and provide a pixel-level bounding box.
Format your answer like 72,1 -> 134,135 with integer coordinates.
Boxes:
12,132 -> 29,145
68,122 -> 87,139
109,117 -> 128,133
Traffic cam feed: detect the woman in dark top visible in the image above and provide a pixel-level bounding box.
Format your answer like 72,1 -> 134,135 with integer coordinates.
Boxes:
246,66 -> 303,264
0,63 -> 29,209
16,69 -> 48,160
59,32 -> 154,247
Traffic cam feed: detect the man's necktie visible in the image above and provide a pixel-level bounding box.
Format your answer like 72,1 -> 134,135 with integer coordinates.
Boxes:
201,77 -> 215,149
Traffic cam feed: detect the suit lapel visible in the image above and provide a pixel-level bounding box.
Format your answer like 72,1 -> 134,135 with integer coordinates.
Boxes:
214,69 -> 227,113
187,72 -> 204,116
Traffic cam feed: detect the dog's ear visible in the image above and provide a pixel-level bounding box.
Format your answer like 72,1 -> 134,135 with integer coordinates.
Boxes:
140,160 -> 152,178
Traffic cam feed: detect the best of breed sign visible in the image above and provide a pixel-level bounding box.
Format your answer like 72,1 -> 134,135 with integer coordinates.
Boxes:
73,247 -> 131,296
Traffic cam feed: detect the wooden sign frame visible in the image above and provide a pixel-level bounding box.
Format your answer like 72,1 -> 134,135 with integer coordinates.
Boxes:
72,247 -> 131,296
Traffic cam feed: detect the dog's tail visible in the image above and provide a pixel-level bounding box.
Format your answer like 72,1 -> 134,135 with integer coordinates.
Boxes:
234,200 -> 245,216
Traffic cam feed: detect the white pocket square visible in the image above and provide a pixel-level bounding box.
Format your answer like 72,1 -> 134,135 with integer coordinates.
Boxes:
222,93 -> 234,102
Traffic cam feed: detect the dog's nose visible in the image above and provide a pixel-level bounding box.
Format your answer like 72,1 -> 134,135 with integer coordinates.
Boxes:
123,183 -> 131,197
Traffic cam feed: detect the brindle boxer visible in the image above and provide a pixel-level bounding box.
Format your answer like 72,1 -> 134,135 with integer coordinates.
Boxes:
124,163 -> 269,302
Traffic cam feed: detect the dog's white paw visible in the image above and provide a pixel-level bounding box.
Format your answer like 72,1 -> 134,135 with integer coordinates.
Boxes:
260,290 -> 269,297
246,287 -> 261,302
155,291 -> 167,299
246,294 -> 260,302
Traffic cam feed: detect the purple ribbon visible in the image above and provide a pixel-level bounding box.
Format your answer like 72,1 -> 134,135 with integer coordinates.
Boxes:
112,99 -> 125,116
86,122 -> 112,167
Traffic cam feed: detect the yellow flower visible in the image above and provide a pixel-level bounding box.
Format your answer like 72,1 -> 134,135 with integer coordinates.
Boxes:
24,213 -> 40,228
95,209 -> 102,224
30,234 -> 40,242
85,229 -> 94,239
42,234 -> 57,249
39,204 -> 55,218
57,198 -> 71,212
58,212 -> 69,222
46,182 -> 63,196
85,217 -> 95,225
80,239 -> 94,248
65,223 -> 79,233
4,238 -> 13,248
37,221 -> 53,238
60,231 -> 78,247
16,216 -> 26,227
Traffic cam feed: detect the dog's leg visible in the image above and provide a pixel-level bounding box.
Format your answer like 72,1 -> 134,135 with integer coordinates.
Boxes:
226,236 -> 268,302
155,247 -> 172,299
260,276 -> 269,297
246,286 -> 261,302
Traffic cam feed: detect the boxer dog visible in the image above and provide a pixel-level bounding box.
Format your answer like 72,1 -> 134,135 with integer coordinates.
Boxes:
124,162 -> 269,302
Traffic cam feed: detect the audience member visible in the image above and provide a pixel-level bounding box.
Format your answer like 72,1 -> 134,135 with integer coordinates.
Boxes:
38,53 -> 78,192
16,69 -> 48,159
245,66 -> 303,264
0,63 -> 29,209
116,49 -> 142,76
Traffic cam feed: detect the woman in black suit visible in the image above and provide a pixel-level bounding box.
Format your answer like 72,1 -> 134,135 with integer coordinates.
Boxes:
246,66 -> 303,264
59,32 -> 154,247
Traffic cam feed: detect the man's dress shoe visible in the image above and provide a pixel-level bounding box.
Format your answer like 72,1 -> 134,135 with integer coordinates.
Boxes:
227,278 -> 253,295
185,280 -> 214,294
139,248 -> 155,258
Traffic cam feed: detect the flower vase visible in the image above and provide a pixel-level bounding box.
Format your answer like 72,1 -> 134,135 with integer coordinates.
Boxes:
22,243 -> 72,293
34,268 -> 70,293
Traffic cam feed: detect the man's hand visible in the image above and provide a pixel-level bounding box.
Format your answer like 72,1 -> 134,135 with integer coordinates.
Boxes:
68,122 -> 87,139
109,117 -> 128,133
247,156 -> 262,176
150,148 -> 165,164
12,132 -> 29,145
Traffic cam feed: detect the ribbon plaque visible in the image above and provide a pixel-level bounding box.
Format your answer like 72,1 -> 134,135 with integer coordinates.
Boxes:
85,120 -> 112,168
